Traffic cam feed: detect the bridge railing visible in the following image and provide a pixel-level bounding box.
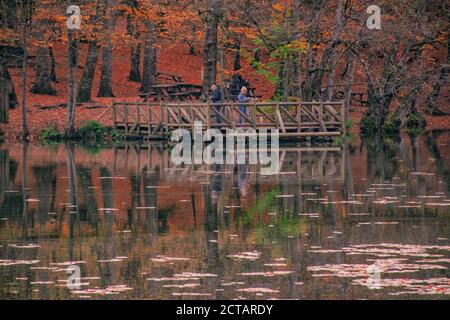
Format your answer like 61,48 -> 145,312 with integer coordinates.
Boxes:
112,100 -> 345,138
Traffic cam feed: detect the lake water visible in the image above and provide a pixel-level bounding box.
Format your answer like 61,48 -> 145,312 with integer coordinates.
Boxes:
0,131 -> 449,299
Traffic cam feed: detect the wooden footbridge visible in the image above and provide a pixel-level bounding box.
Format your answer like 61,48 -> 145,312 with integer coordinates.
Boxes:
112,100 -> 346,140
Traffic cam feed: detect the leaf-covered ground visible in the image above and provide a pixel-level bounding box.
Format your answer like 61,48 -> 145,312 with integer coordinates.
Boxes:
1,40 -> 449,141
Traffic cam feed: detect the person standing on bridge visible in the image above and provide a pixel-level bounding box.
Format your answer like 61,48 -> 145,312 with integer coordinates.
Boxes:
237,86 -> 250,124
210,84 -> 223,124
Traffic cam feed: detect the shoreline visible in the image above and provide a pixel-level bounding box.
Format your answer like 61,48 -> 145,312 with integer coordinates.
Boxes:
1,103 -> 450,143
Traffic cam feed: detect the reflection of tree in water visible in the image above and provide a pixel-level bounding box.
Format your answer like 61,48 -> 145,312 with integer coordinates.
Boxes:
76,166 -> 99,225
0,149 -> 19,214
203,170 -> 222,298
32,163 -> 57,223
98,166 -> 116,287
0,149 -> 10,205
66,143 -> 80,265
142,166 -> 158,238
426,131 -> 450,193
363,135 -> 402,184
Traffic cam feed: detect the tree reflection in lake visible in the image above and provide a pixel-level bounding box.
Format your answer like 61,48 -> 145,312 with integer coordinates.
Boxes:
0,132 -> 449,299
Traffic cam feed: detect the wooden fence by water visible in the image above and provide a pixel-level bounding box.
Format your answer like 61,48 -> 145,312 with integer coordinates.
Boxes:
112,100 -> 346,140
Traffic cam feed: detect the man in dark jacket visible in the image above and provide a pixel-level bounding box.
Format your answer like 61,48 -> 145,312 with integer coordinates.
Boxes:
210,84 -> 223,124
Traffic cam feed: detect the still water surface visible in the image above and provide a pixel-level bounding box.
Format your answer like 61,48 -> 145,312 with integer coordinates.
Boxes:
0,131 -> 449,299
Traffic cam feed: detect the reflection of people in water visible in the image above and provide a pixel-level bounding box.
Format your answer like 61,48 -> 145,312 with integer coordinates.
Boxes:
237,163 -> 249,197
210,164 -> 223,202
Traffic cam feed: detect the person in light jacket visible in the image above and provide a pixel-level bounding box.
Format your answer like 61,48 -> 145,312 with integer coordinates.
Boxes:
237,86 -> 249,124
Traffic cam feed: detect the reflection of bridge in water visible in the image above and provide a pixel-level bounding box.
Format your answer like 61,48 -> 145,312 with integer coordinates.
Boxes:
112,143 -> 345,182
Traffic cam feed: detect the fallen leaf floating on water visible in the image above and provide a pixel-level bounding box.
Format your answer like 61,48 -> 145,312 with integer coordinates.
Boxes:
416,258 -> 450,264
30,281 -> 55,285
418,195 -> 445,200
0,259 -> 40,266
298,213 -> 319,217
50,261 -> 86,266
146,186 -> 171,189
411,172 -> 435,176
147,277 -> 201,282
8,244 -> 40,249
150,255 -> 190,263
308,249 -> 343,254
321,201 -> 364,205
97,257 -> 127,263
71,285 -> 133,295
238,271 -> 293,277
55,282 -> 90,288
371,183 -> 406,187
357,222 -> 399,227
237,287 -> 279,293
174,272 -> 218,278
308,261 -> 446,278
353,277 -> 450,295
221,281 -> 245,286
424,203 -> 450,207
147,272 -> 217,282
373,199 -> 401,205
172,292 -> 211,297
30,266 -> 58,270
264,263 -> 287,267
308,243 -> 450,258
99,176 -> 126,180
163,283 -> 200,289
227,251 -> 261,261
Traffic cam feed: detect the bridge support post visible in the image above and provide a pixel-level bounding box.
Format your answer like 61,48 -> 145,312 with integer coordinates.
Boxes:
341,101 -> 346,136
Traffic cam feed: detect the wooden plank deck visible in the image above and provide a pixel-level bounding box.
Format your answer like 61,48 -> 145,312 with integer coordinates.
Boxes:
112,100 -> 346,140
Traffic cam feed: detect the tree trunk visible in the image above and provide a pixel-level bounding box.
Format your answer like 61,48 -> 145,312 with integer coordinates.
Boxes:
77,0 -> 101,103
343,53 -> 355,119
425,65 -> 450,115
425,33 -> 449,115
129,41 -> 141,82
3,65 -> 17,108
0,0 -> 16,28
202,0 -> 221,93
67,30 -> 76,135
30,43 -> 56,95
362,40 -> 400,134
20,37 -> 29,137
365,82 -> 394,132
140,20 -> 157,92
396,87 -> 418,126
97,0 -> 114,97
77,40 -> 99,103
292,0 -> 302,99
233,39 -> 241,71
49,45 -> 57,82
127,13 -> 141,82
326,0 -> 345,100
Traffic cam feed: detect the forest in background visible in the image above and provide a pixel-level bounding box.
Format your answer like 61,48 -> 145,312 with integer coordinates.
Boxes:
0,0 -> 449,141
